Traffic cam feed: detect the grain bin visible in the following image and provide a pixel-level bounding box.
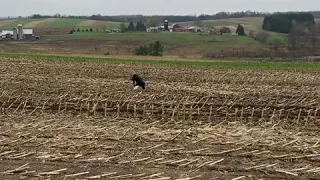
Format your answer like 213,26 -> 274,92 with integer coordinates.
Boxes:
164,20 -> 169,31
18,24 -> 23,40
13,28 -> 18,40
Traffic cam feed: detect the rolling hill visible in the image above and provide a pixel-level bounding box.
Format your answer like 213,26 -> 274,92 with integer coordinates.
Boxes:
179,17 -> 320,34
179,17 -> 269,34
0,18 -> 121,30
1,17 -> 319,32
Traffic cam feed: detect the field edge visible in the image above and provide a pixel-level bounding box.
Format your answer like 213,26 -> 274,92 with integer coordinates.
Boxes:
1,52 -> 320,70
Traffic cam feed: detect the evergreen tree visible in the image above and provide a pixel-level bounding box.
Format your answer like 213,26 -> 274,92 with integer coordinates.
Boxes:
238,26 -> 245,36
134,41 -> 164,56
236,24 -> 241,34
136,21 -> 146,32
150,41 -> 164,56
262,12 -> 315,33
136,21 -> 141,31
236,24 -> 245,36
140,22 -> 146,32
127,22 -> 135,32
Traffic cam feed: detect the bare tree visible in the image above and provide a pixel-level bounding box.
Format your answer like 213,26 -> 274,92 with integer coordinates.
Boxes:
288,23 -> 307,50
305,24 -> 320,53
147,18 -> 159,28
248,30 -> 255,38
255,31 -> 270,45
119,22 -> 127,33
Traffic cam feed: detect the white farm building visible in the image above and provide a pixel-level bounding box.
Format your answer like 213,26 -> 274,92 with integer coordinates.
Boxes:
0,24 -> 36,40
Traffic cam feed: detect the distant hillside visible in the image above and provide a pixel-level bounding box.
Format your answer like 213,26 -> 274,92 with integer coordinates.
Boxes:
0,18 -> 121,30
178,17 -> 265,33
178,17 -> 320,34
28,11 -> 320,22
1,17 -> 319,34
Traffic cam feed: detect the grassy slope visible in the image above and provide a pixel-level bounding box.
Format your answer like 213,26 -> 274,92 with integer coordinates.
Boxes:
45,32 -> 257,43
43,32 -> 264,52
179,17 -> 289,44
0,18 -> 45,29
47,18 -> 85,28
46,18 -> 121,29
180,17 -> 320,34
179,17 -> 264,32
0,52 -> 319,70
75,21 -> 122,31
2,17 -> 319,30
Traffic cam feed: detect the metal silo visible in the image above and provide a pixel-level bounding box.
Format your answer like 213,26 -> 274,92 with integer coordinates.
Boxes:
164,20 -> 169,31
13,28 -> 18,40
18,24 -> 23,40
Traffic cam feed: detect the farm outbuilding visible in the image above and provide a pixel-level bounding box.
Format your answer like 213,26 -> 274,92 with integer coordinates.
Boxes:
1,30 -> 14,39
146,27 -> 160,32
111,28 -> 121,33
172,24 -> 188,32
188,26 -> 202,33
23,29 -> 34,39
1,28 -> 35,40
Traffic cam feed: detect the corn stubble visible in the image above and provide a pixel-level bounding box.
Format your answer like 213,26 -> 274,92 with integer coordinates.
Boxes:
0,57 -> 319,179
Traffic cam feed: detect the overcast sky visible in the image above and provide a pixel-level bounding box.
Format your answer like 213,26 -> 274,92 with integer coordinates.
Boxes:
1,0 -> 319,17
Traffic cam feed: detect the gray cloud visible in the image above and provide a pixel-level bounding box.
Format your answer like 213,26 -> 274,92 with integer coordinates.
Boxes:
1,0 -> 319,17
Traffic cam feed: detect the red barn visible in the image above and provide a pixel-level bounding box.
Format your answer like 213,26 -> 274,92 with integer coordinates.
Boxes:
172,24 -> 188,32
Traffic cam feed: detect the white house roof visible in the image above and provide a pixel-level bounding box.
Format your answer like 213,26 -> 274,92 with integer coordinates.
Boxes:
23,29 -> 33,34
188,26 -> 201,30
1,30 -> 13,36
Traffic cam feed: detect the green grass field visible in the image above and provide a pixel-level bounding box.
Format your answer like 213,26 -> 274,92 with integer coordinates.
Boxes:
102,22 -> 122,29
75,21 -> 122,31
48,18 -> 85,28
179,17 -> 264,32
0,18 -> 45,29
1,17 -> 318,31
1,52 -> 319,70
42,32 -> 265,53
46,31 -> 259,44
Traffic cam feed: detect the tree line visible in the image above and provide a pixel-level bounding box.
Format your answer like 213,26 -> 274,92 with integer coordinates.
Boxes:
29,11 -> 320,23
119,21 -> 146,32
287,22 -> 320,54
250,20 -> 320,56
262,12 -> 315,33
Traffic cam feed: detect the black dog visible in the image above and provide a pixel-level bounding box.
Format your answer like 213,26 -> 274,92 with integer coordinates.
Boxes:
131,74 -> 145,90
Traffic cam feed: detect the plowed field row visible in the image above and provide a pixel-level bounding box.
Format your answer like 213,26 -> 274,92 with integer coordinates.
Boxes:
0,57 -> 319,179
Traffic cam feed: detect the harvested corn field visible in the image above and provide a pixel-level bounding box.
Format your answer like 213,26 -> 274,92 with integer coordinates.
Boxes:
0,56 -> 319,180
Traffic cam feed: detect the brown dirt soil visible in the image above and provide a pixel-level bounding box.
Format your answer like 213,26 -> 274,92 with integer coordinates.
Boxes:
23,18 -> 54,28
0,57 -> 319,179
30,18 -> 74,35
31,18 -> 57,28
33,27 -> 73,35
0,19 -> 16,27
78,20 -> 109,27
